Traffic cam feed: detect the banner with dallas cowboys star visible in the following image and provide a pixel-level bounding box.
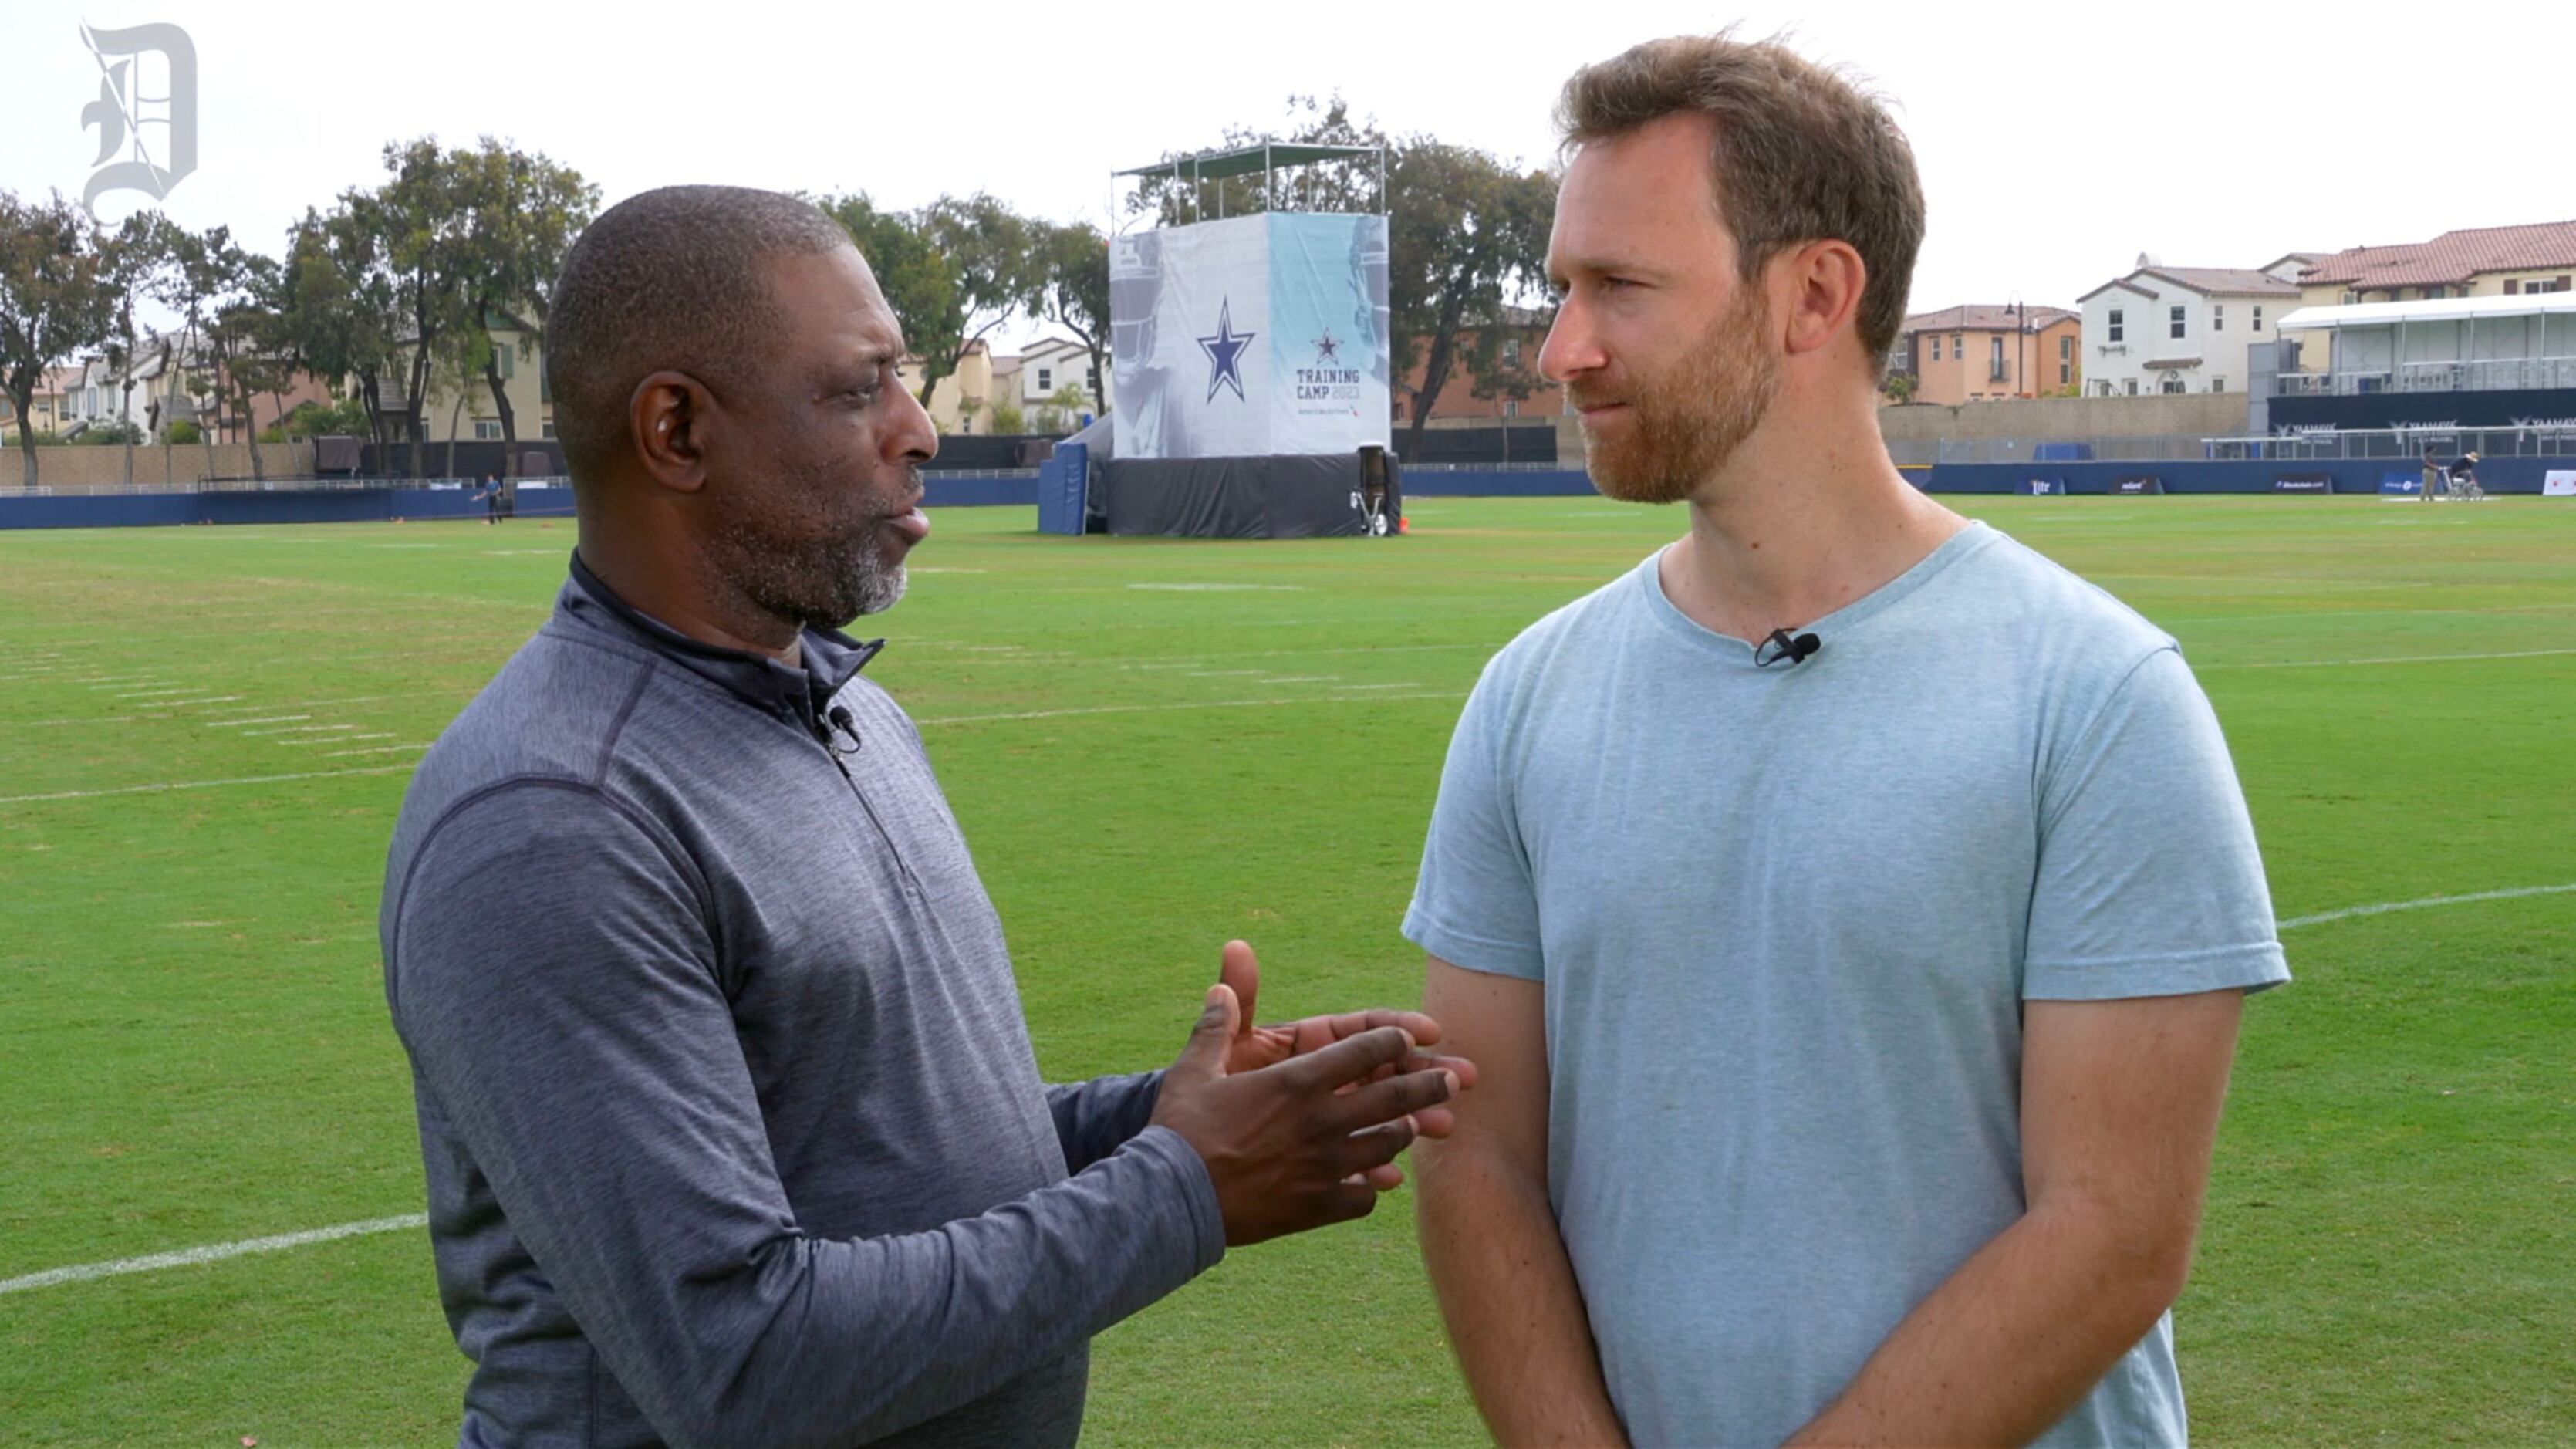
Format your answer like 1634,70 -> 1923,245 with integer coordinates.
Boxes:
1110,212 -> 1389,461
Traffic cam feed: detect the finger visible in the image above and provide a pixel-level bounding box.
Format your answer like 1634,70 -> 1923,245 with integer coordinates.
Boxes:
1322,1177 -> 1380,1225
1279,1024 -> 1416,1091
1332,1066 -> 1457,1133
1286,1008 -> 1444,1049
1173,984 -> 1238,1082
1338,1114 -> 1419,1175
1409,1103 -> 1457,1139
1403,1051 -> 1478,1092
1219,941 -> 1259,1036
1362,1162 -> 1405,1191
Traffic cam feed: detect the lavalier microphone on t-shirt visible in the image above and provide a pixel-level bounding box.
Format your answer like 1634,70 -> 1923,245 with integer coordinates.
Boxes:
1754,628 -> 1822,668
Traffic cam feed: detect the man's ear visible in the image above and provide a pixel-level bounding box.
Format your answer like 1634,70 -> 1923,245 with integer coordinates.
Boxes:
1778,239 -> 1869,360
628,370 -> 716,495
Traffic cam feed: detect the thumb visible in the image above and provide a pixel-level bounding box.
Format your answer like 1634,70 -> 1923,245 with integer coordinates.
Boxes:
1173,983 -> 1241,1082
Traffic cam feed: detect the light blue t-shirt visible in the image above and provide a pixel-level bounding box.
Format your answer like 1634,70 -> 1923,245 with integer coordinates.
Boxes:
1403,522 -> 2287,1449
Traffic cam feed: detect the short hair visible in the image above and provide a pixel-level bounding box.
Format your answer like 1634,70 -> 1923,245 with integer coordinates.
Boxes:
545,185 -> 852,481
1556,34 -> 1926,366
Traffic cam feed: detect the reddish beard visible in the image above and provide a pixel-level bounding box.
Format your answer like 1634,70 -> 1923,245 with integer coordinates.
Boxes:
1575,289 -> 1782,505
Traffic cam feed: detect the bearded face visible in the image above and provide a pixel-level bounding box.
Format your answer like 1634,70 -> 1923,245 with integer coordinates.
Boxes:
1572,284 -> 1781,505
702,456 -> 918,632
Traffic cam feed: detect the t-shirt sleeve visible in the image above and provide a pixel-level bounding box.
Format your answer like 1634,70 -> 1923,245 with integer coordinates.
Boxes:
388,782 -> 1222,1447
1403,660 -> 1545,979
2024,647 -> 2291,1000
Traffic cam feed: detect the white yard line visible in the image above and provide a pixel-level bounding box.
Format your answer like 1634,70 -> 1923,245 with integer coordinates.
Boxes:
2279,882 -> 2576,931
916,691 -> 1468,728
205,715 -> 311,728
0,764 -> 415,806
240,724 -> 356,738
0,1214 -> 427,1296
322,743 -> 431,757
2200,648 -> 2576,670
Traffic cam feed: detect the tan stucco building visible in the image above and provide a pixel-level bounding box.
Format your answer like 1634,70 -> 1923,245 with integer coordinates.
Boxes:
1891,305 -> 2081,404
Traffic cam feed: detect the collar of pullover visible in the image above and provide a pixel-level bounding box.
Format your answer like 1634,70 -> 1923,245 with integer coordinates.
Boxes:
560,550 -> 884,735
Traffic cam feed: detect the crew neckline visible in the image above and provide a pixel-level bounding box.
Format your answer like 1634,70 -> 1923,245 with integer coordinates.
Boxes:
1634,521 -> 1999,667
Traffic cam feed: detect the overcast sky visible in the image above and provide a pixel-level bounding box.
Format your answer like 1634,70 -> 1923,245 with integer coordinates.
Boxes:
7,0 -> 2564,351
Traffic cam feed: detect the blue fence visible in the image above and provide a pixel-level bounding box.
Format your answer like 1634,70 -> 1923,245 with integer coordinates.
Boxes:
5,457 -> 2563,531
1921,456 -> 2563,495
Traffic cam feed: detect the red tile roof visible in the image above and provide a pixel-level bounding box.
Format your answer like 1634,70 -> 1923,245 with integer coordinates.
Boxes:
2136,267 -> 2301,296
2297,221 -> 2576,291
1901,303 -> 2075,333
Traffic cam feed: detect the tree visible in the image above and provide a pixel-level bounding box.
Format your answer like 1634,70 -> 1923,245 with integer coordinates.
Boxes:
1883,370 -> 1917,404
1025,220 -> 1111,427
277,206 -> 400,458
97,211 -> 174,486
157,223 -> 254,479
448,139 -> 597,471
1384,140 -> 1556,461
0,191 -> 120,486
914,195 -> 1034,409
349,140 -> 478,479
820,194 -> 956,402
203,250 -> 292,481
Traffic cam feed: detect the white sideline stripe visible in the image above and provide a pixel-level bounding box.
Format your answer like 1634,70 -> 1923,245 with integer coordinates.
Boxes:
137,695 -> 242,709
0,764 -> 415,806
2200,647 -> 2576,670
208,714 -> 310,728
2279,882 -> 2576,931
323,743 -> 431,757
241,724 -> 355,737
917,691 -> 1468,728
0,1214 -> 427,1296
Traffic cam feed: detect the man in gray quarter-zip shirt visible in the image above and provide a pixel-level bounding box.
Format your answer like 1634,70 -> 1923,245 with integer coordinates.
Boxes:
380,185 -> 1471,1449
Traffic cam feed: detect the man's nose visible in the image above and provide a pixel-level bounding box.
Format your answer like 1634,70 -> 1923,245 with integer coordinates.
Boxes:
1538,299 -> 1605,384
889,380 -> 937,463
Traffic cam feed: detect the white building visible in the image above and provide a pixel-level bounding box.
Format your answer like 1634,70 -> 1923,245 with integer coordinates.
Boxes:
1015,336 -> 1109,418
2076,258 -> 2306,397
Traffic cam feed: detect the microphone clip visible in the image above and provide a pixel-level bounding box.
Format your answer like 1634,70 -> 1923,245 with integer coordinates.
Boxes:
1754,628 -> 1821,668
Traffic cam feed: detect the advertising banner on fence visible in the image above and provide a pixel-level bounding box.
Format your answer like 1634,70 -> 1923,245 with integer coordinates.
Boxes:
2545,470 -> 2576,497
1112,212 -> 1389,461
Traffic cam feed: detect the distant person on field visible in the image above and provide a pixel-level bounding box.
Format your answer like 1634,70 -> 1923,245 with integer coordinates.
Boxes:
481,471 -> 502,525
1410,35 -> 2287,1449
380,186 -> 1473,1448
2453,450 -> 2480,495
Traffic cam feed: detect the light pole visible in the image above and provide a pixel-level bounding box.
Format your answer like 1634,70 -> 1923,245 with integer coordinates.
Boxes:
2005,296 -> 2030,399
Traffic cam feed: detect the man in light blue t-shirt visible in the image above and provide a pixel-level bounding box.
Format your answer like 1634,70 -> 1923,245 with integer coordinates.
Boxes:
1410,36 -> 2286,1449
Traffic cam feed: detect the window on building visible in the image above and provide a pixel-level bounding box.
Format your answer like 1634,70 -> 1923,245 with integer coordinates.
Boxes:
1035,366 -> 1052,392
2108,309 -> 2124,343
1930,336 -> 1941,360
2213,304 -> 2226,332
1951,333 -> 1963,357
2212,377 -> 2227,392
1087,368 -> 1101,393
2254,306 -> 2264,332
494,347 -> 514,380
473,419 -> 502,440
541,421 -> 555,439
2519,276 -> 2571,294
1503,339 -> 1522,367
2125,378 -> 2139,396
2169,305 -> 2186,339
1990,336 -> 2005,379
2059,362 -> 2071,384
2059,336 -> 2072,360
2160,376 -> 2185,394
1503,400 -> 1520,417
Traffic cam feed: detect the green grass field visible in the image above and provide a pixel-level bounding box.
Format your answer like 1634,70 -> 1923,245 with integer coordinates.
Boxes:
2,495 -> 2571,1447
